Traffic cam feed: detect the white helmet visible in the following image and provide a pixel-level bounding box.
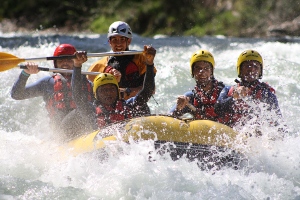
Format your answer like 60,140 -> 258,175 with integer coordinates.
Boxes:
107,21 -> 133,39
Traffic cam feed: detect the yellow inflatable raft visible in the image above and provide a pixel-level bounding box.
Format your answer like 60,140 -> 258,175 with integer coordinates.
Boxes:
63,115 -> 245,167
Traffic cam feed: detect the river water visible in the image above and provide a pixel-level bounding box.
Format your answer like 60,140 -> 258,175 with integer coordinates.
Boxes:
1,32 -> 300,199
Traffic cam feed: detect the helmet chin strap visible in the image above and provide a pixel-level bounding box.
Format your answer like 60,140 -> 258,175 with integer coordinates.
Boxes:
239,79 -> 259,87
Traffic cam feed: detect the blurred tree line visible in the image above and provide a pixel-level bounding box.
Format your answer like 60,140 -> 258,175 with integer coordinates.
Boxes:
1,0 -> 300,37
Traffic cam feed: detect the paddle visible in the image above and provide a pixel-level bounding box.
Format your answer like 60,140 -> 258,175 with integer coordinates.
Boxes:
178,103 -> 196,120
18,64 -> 100,75
0,50 -> 143,72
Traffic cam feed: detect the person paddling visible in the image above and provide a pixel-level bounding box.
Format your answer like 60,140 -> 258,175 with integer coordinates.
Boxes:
71,45 -> 156,132
170,50 -> 225,122
87,21 -> 157,115
10,44 -> 94,139
214,50 -> 285,135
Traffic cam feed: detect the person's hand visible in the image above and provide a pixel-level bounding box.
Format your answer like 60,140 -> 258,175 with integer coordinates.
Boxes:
176,95 -> 189,110
73,51 -> 87,67
104,66 -> 122,83
232,86 -> 249,99
110,68 -> 121,82
23,62 -> 39,74
143,45 -> 156,65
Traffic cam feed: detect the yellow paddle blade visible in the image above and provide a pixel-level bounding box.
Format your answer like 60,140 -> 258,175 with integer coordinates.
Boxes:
0,52 -> 25,72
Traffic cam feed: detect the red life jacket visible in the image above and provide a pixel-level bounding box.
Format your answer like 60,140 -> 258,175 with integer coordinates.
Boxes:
46,74 -> 92,119
223,81 -> 275,127
192,80 -> 224,121
95,100 -> 133,128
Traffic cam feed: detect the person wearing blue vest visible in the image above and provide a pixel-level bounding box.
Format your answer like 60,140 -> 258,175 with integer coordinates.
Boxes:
170,50 -> 225,122
214,50 -> 285,135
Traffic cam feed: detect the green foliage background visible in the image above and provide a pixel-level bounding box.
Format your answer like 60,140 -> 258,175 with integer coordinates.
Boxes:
1,0 -> 300,37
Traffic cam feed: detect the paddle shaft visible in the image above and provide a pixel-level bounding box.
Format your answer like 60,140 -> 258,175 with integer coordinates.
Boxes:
23,51 -> 143,62
0,50 -> 143,73
19,65 -> 100,75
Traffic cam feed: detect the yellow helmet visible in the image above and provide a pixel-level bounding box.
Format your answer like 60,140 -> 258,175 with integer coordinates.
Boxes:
237,50 -> 263,78
190,50 -> 215,77
93,73 -> 120,100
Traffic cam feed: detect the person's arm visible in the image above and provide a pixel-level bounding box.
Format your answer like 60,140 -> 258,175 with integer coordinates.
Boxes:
268,94 -> 287,134
72,63 -> 95,117
265,90 -> 280,108
81,75 -> 95,102
11,70 -> 52,100
72,51 -> 98,130
121,85 -> 143,99
131,64 -> 155,106
128,45 -> 156,107
170,92 -> 194,117
263,89 -> 282,117
214,86 -> 235,116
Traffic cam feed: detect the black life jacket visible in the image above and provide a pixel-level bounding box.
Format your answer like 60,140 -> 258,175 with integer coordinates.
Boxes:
107,55 -> 141,88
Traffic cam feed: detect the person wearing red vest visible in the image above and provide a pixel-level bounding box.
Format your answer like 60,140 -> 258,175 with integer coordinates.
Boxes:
71,45 -> 156,131
214,50 -> 284,134
11,44 -> 93,139
87,21 -> 157,114
170,50 -> 225,122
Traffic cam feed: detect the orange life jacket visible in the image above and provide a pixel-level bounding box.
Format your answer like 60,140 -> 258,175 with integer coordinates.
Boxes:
95,100 -> 133,128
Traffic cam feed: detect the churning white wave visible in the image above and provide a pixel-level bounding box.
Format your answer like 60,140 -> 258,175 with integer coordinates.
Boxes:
1,32 -> 300,199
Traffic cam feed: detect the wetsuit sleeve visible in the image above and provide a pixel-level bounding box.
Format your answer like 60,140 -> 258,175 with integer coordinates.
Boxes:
265,91 -> 287,133
127,64 -> 155,107
82,76 -> 95,102
11,71 -> 53,100
170,91 -> 194,117
72,67 -> 98,130
214,86 -> 235,116
264,89 -> 282,116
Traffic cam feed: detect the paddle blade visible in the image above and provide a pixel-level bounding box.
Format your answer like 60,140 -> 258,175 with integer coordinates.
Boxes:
0,52 -> 25,72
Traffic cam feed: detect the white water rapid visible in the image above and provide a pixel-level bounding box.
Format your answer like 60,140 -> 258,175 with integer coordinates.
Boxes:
1,32 -> 300,199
